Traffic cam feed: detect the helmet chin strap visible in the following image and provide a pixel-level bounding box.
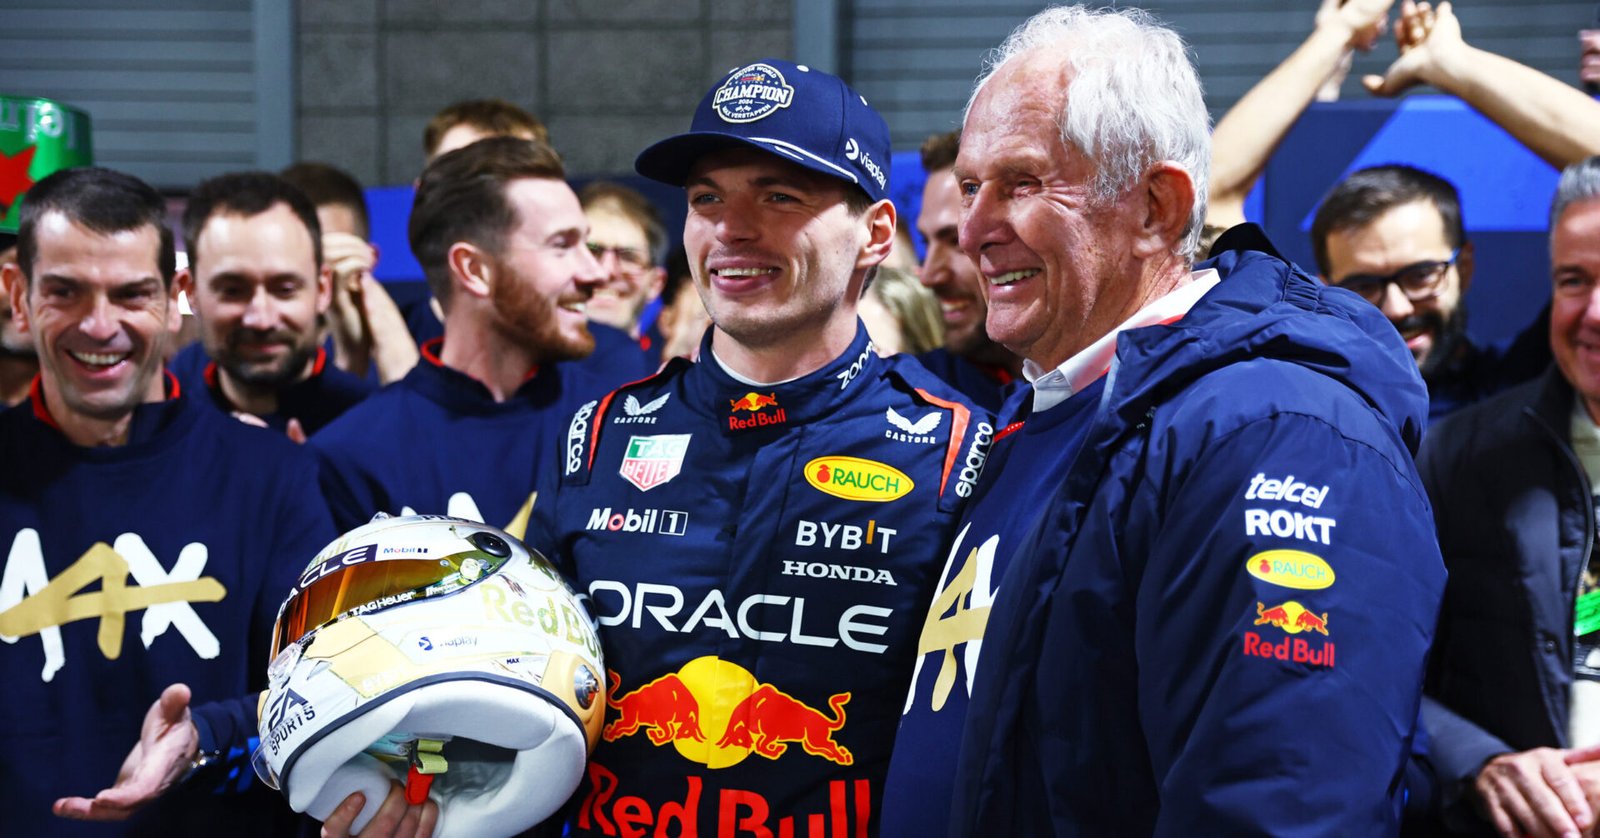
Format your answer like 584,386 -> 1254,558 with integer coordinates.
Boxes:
405,738 -> 449,805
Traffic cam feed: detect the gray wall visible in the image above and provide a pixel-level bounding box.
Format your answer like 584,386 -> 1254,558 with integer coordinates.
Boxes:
296,0 -> 794,186
847,0 -> 1599,151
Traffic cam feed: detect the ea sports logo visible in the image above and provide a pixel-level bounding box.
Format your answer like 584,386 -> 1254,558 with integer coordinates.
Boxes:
713,63 -> 795,123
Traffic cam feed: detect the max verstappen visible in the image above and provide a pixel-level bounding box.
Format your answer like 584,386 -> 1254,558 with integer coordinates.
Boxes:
529,59 -> 994,837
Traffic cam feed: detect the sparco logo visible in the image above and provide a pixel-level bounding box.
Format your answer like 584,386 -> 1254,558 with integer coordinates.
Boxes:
566,400 -> 598,475
954,422 -> 994,498
586,507 -> 689,536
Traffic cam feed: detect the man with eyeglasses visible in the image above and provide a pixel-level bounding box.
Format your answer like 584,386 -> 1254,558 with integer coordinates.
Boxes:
1410,155 -> 1600,836
1312,164 -> 1550,420
577,181 -> 671,377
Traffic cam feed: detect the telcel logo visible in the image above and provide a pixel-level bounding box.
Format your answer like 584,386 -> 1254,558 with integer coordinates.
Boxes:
803,456 -> 912,502
1245,549 -> 1335,590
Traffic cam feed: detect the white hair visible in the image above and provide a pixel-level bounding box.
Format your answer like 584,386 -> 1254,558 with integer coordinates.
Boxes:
968,5 -> 1212,260
1551,155 -> 1600,232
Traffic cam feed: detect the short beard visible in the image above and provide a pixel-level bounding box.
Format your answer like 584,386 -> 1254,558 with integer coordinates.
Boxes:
1418,306 -> 1469,381
489,257 -> 594,363
218,339 -> 318,389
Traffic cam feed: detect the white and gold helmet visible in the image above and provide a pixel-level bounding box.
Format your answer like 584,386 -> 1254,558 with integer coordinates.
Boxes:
252,514 -> 602,837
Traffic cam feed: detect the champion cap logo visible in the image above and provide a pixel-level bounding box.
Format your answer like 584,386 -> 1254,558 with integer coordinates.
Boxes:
713,62 -> 796,124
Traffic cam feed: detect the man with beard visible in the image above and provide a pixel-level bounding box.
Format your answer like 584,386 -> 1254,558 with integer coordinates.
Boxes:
912,130 -> 1020,411
1312,164 -> 1550,420
171,172 -> 374,438
0,233 -> 37,406
311,136 -> 609,535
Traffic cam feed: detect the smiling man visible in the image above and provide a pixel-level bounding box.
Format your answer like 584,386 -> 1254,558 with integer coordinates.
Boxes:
311,137 -> 611,535
0,166 -> 334,836
883,7 -> 1448,834
911,130 -> 1020,411
1414,155 -> 1600,837
169,172 -> 374,437
529,59 -> 992,837
1313,164 -> 1550,420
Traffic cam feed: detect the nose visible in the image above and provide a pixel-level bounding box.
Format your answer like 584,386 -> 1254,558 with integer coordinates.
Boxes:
78,292 -> 119,342
958,183 -> 1009,262
241,285 -> 276,330
1377,281 -> 1416,322
574,241 -> 606,290
921,243 -> 950,290
716,200 -> 760,245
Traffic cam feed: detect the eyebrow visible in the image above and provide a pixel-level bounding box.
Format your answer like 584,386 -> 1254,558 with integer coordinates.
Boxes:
38,272 -> 163,290
686,173 -> 819,193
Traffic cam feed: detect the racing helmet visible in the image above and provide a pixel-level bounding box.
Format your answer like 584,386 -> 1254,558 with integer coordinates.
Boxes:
253,514 -> 604,837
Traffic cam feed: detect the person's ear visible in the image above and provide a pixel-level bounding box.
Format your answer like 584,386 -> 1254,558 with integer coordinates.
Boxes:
1131,162 -> 1196,260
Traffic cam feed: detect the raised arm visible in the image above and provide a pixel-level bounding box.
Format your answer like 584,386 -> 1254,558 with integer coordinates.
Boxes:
1209,0 -> 1394,230
1363,0 -> 1600,170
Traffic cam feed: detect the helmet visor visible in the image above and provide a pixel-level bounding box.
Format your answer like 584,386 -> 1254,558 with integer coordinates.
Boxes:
272,540 -> 509,661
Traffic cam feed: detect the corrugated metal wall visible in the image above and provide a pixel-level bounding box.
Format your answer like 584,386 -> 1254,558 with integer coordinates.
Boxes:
845,0 -> 1599,150
0,0 -> 293,189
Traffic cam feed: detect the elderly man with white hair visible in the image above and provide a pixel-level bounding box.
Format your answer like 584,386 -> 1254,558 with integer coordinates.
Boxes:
882,5 -> 1446,834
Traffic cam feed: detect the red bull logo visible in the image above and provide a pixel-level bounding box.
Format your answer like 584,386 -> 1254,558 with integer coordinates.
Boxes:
1245,600 -> 1335,667
602,656 -> 852,769
717,684 -> 852,765
603,670 -> 706,746
729,392 -> 779,412
1253,600 -> 1329,635
727,392 -> 786,431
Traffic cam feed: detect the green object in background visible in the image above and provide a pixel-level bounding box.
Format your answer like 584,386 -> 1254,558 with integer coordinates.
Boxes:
0,95 -> 93,234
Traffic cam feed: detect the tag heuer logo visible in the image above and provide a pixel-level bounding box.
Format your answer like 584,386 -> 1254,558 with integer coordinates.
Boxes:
614,392 -> 670,425
619,434 -> 690,492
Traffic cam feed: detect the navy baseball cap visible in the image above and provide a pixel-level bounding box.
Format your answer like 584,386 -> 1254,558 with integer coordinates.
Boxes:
635,59 -> 891,204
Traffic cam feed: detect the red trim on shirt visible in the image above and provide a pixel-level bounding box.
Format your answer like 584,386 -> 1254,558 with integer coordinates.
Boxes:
994,421 -> 1025,442
29,370 -> 180,429
913,388 -> 972,498
420,337 -> 445,367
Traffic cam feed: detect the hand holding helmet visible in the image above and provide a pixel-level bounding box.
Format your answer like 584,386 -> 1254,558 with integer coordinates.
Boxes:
254,515 -> 604,837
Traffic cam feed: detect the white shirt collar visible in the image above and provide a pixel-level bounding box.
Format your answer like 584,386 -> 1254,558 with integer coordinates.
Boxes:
1025,268 -> 1220,413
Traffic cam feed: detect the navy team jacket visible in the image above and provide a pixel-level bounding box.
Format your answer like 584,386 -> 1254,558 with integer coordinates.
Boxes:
530,324 -> 994,838
0,382 -> 335,837
949,242 -> 1446,835
311,339 -> 611,536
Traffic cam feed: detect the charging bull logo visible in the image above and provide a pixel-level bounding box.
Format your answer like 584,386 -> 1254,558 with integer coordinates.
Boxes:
604,656 -> 852,768
1254,600 -> 1329,635
1244,600 -> 1335,668
727,392 -> 786,431
717,684 -> 852,765
603,670 -> 706,745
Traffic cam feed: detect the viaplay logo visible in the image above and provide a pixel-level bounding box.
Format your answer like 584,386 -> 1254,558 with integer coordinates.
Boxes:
603,656 -> 852,768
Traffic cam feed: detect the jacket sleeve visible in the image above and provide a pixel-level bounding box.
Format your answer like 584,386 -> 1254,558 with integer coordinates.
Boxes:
1132,409 -> 1446,835
1413,416 -> 1516,825
310,436 -> 381,535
